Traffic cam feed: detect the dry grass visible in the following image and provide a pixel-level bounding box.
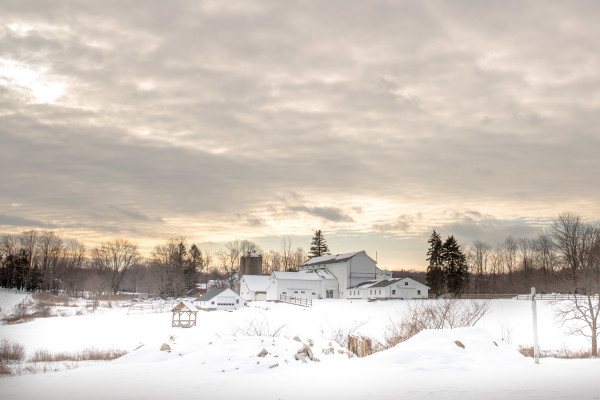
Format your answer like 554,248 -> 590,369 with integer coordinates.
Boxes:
33,292 -> 72,307
3,308 -> 54,324
0,339 -> 25,362
29,348 -> 128,362
231,317 -> 286,337
518,346 -> 593,359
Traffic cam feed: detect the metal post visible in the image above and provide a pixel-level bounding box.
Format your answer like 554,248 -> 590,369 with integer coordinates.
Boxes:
531,287 -> 540,364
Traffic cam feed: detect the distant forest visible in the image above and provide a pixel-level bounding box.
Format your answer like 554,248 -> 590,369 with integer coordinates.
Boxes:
0,212 -> 598,298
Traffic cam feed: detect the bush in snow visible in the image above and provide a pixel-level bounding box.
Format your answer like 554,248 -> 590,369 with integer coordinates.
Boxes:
384,299 -> 490,348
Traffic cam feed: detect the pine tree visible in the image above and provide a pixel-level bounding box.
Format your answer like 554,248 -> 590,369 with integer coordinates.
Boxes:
309,230 -> 330,257
441,235 -> 469,296
426,230 -> 445,296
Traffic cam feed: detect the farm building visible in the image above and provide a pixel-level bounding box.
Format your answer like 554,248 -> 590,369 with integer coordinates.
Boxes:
239,275 -> 270,301
346,277 -> 429,300
194,288 -> 246,311
265,269 -> 339,301
298,251 -> 392,298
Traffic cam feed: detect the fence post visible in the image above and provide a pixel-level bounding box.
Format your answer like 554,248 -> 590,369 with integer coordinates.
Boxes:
531,287 -> 540,364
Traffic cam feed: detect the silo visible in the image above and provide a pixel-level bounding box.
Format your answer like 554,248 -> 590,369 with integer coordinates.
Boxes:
246,253 -> 263,275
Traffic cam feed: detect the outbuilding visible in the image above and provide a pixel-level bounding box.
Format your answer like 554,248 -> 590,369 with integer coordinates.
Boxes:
265,269 -> 339,301
239,275 -> 270,301
346,277 -> 429,300
194,288 -> 246,311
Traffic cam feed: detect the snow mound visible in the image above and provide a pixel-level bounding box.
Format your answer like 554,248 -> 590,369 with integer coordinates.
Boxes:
115,335 -> 353,374
366,327 -> 525,370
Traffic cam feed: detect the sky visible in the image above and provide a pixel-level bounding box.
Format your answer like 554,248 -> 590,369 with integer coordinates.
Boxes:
1,0 -> 599,270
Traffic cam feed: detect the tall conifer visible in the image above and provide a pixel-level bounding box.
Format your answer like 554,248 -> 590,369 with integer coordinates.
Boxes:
426,230 -> 445,296
441,235 -> 468,296
309,230 -> 330,257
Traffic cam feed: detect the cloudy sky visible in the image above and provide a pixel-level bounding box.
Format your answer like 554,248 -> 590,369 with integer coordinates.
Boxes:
1,0 -> 599,269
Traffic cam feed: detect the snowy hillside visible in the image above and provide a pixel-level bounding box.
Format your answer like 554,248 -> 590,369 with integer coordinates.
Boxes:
0,290 -> 599,399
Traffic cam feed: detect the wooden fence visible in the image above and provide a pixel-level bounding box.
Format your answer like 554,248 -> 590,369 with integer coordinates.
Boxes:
428,293 -> 599,301
279,294 -> 313,307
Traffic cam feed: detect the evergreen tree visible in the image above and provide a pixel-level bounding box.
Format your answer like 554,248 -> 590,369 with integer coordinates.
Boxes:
441,235 -> 469,296
425,230 -> 445,296
309,230 -> 330,258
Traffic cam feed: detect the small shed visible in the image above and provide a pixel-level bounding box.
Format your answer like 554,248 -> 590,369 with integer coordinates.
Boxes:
171,301 -> 198,327
194,288 -> 246,311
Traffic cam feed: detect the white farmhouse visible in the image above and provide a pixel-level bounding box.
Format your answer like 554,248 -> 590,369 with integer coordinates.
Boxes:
194,288 -> 246,311
265,269 -> 338,301
346,277 -> 429,300
239,275 -> 270,301
298,251 -> 392,298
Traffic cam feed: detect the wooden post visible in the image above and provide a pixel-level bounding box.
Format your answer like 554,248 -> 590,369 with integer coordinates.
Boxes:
531,287 -> 540,364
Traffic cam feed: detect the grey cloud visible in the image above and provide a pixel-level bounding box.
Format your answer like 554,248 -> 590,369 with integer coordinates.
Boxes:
0,0 -> 599,253
0,213 -> 55,228
375,215 -> 415,233
287,206 -> 354,223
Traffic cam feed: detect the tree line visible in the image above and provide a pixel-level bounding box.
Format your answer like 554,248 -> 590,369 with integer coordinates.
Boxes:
0,232 -> 309,298
426,212 -> 600,296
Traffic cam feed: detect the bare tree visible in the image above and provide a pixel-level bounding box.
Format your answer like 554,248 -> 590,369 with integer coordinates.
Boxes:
501,236 -> 518,286
468,240 -> 491,294
91,239 -> 139,294
554,294 -> 599,357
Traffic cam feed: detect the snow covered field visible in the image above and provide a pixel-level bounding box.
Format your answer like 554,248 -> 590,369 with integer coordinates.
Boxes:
1,290 -> 599,399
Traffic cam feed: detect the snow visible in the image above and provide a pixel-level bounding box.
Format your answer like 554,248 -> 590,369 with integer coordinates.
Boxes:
272,269 -> 335,280
301,250 -> 363,266
242,275 -> 270,292
0,290 -> 599,399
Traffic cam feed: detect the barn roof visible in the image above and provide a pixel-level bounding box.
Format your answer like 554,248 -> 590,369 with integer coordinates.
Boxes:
242,275 -> 270,292
195,288 -> 228,302
300,251 -> 364,267
272,269 -> 336,281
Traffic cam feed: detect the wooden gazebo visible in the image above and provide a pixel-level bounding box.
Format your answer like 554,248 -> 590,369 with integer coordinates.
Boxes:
171,301 -> 198,328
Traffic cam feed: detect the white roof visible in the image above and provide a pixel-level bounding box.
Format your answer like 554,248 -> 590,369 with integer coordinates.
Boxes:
272,269 -> 336,281
242,275 -> 270,292
301,251 -> 363,266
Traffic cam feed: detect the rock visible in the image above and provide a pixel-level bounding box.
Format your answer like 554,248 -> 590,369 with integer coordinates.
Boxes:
293,336 -> 302,342
312,357 -> 320,362
160,343 -> 171,352
295,353 -> 307,363
269,363 -> 279,369
258,348 -> 269,357
308,339 -> 314,347
346,351 -> 354,358
337,349 -> 345,354
322,348 -> 333,355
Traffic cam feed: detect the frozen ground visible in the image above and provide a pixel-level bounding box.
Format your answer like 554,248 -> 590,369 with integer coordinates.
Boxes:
0,290 -> 598,399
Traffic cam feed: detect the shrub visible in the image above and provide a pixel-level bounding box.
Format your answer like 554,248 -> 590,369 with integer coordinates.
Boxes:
0,339 -> 25,362
384,299 -> 491,348
231,316 -> 286,337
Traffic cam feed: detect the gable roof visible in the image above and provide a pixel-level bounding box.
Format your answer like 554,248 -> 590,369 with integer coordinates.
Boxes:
272,269 -> 336,281
172,301 -> 198,312
195,288 -> 228,302
300,251 -> 365,267
348,277 -> 430,290
241,275 -> 270,292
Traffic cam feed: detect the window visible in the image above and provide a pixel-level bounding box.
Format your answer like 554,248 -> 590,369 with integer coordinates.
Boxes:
405,282 -> 408,286
379,290 -> 381,295
236,299 -> 239,304
417,290 -> 421,295
282,291 -> 286,295
326,289 -> 334,299
211,301 -> 215,305
392,290 -> 396,295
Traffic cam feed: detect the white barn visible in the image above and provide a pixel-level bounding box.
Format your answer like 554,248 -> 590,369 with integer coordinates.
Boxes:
240,275 -> 270,301
346,277 -> 429,300
194,288 -> 246,311
298,251 -> 392,298
265,269 -> 339,301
